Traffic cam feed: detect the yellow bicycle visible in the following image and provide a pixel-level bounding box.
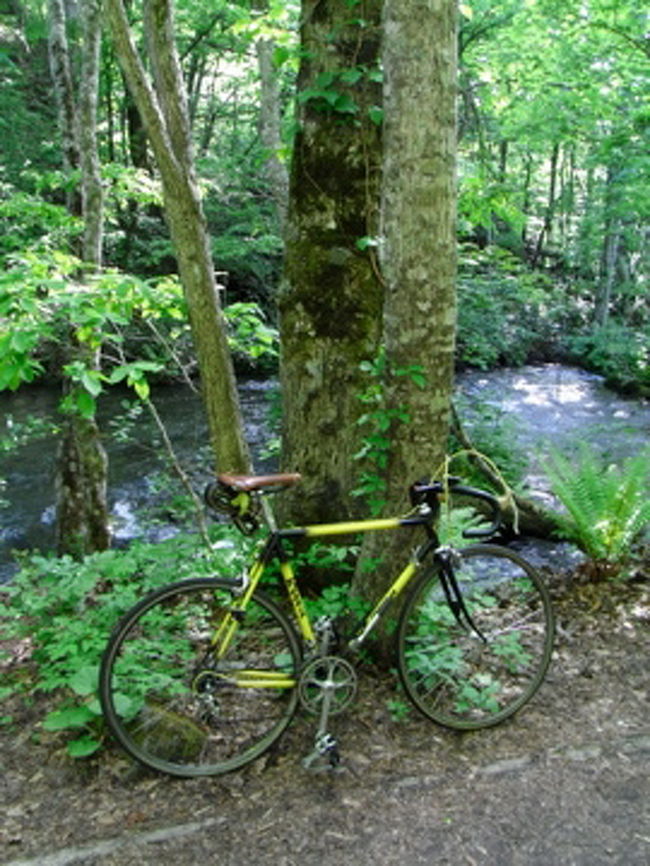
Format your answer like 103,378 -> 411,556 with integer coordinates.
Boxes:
99,473 -> 554,777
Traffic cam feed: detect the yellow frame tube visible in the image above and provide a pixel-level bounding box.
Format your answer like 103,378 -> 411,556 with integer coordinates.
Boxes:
231,671 -> 296,688
210,558 -> 266,654
368,560 -> 418,617
304,518 -> 402,537
280,560 -> 316,643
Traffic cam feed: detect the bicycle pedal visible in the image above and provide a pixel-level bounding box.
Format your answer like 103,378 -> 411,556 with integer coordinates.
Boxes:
302,733 -> 342,772
302,752 -> 345,773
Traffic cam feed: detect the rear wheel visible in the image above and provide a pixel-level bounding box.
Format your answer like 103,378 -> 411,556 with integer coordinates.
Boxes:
99,578 -> 301,776
396,544 -> 554,730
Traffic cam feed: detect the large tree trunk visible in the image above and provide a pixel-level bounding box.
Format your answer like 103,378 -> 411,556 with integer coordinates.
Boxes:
353,0 -> 458,603
279,0 -> 383,524
105,0 -> 251,473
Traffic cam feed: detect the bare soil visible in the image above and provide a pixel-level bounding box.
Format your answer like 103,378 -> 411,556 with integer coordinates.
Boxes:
1,570 -> 649,866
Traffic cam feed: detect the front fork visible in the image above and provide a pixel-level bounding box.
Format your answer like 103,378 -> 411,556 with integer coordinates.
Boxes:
436,546 -> 486,641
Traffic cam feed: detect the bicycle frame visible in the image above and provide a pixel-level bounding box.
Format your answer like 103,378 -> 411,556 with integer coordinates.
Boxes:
209,511 -> 439,685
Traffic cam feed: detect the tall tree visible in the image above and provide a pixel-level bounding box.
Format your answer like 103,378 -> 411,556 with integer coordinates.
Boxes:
353,0 -> 458,601
279,0 -> 383,524
105,0 -> 251,474
48,0 -> 111,557
256,33 -> 289,231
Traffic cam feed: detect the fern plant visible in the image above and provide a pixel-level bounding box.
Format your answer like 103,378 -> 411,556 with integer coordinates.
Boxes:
544,446 -> 650,565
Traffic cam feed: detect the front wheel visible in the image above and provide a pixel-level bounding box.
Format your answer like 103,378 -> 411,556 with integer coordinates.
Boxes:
396,544 -> 554,730
99,578 -> 302,777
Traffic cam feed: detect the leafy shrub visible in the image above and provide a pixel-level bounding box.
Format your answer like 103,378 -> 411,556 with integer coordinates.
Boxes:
0,250 -> 278,407
0,529 -> 248,756
456,245 -> 563,369
568,322 -> 649,396
544,446 -> 650,568
0,185 -> 80,258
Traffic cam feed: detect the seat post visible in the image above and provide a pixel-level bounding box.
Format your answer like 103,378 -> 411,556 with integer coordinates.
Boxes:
260,495 -> 278,533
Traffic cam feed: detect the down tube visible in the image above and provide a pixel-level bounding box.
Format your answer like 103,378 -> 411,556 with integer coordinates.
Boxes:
353,560 -> 419,646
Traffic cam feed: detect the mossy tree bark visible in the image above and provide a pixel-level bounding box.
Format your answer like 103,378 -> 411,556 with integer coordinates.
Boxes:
279,0 -> 383,525
105,0 -> 251,474
353,0 -> 458,603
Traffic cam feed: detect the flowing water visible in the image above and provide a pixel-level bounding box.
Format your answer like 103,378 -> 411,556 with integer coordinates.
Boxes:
1,365 -> 648,581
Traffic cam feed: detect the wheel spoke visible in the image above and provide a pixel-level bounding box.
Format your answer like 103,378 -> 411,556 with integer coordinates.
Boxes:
100,579 -> 301,776
397,545 -> 554,730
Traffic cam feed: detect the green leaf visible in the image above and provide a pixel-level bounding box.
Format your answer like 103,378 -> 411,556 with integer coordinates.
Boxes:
368,106 -> 383,126
132,378 -> 150,400
81,370 -> 103,397
68,664 -> 99,697
9,330 -> 36,352
315,71 -> 336,89
272,45 -> 291,68
43,704 -> 96,731
334,92 -> 358,114
339,67 -> 363,85
75,390 -> 96,419
107,366 -> 129,384
67,736 -> 102,758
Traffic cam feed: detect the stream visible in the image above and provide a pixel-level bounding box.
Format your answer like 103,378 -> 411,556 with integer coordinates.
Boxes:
1,364 -> 648,582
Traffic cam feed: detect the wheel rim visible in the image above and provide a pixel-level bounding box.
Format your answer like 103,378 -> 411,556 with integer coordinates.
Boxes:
100,580 -> 301,776
398,546 -> 554,730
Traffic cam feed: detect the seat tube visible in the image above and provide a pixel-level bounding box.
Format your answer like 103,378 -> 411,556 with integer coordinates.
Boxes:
279,557 -> 316,644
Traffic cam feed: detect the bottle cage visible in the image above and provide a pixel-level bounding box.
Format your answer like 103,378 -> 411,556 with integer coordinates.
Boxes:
204,480 -> 260,536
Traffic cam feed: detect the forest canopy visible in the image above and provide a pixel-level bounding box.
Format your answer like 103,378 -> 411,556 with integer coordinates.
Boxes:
0,1 -> 647,396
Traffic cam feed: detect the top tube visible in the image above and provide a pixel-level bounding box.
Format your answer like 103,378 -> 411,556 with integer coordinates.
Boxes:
279,515 -> 431,539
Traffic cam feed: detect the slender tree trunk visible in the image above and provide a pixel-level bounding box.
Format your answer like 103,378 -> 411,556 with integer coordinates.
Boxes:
576,162 -> 596,279
105,0 -> 251,473
531,141 -> 559,267
596,225 -> 620,327
353,0 -> 457,603
498,139 -> 508,184
48,0 -> 111,557
521,150 -> 533,248
47,0 -> 79,212
279,0 -> 383,525
595,165 -> 621,328
79,0 -> 104,267
256,35 -> 289,231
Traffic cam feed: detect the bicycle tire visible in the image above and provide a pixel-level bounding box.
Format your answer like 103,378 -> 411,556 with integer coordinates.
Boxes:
396,544 -> 554,730
99,578 -> 302,777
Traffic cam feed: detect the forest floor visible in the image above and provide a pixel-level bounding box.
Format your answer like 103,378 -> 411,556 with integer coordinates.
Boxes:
1,563 -> 649,866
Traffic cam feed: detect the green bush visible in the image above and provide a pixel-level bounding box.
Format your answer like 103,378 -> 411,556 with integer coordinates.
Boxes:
0,529 -> 249,755
456,245 -> 562,369
568,322 -> 649,396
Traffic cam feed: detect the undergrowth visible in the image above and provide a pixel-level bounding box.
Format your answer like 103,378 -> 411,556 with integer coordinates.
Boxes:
0,528 -> 249,756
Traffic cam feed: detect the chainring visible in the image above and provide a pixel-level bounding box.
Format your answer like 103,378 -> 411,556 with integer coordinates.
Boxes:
298,655 -> 358,716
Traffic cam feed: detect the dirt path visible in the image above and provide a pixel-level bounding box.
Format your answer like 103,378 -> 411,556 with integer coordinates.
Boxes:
2,576 -> 649,866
